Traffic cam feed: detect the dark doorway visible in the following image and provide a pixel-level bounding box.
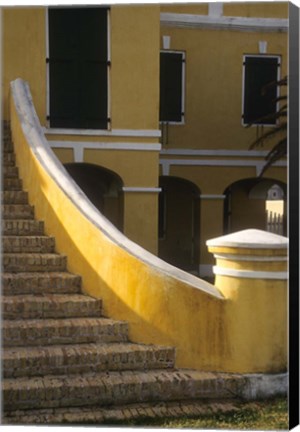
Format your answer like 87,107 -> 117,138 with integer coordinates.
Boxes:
159,176 -> 200,274
48,7 -> 109,129
223,177 -> 287,236
64,163 -> 124,231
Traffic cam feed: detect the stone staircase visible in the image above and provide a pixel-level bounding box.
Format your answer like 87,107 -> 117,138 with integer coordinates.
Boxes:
1,123 -> 242,425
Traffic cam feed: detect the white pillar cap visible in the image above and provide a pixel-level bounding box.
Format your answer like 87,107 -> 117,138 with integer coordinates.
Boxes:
206,229 -> 288,250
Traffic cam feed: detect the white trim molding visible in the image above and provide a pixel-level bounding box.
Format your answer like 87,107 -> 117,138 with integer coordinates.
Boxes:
160,13 -> 288,33
213,266 -> 288,280
122,187 -> 162,193
160,148 -> 270,157
214,253 -> 288,262
49,140 -> 161,163
44,127 -> 161,138
159,158 -> 287,178
200,194 -> 226,200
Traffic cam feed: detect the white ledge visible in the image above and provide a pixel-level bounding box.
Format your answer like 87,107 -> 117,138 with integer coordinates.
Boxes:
160,13 -> 288,32
44,127 -> 161,138
11,78 -> 222,300
213,266 -> 288,280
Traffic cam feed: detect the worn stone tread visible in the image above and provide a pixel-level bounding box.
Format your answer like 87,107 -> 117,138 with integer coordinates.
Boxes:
3,166 -> 19,178
2,190 -> 28,204
3,342 -> 175,377
2,369 -> 243,411
3,252 -> 68,272
2,272 -> 82,295
2,236 -> 55,253
2,294 -> 102,320
2,219 -> 45,235
2,178 -> 23,190
2,204 -> 35,220
2,399 -> 241,424
2,317 -> 129,347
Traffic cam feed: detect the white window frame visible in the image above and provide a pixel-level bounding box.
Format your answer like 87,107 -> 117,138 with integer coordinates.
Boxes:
241,54 -> 281,127
160,49 -> 186,126
45,6 -> 111,131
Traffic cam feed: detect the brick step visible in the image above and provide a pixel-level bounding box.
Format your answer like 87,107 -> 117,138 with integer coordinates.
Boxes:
2,190 -> 28,204
2,139 -> 14,152
2,272 -> 82,295
2,317 -> 129,347
3,166 -> 19,178
3,253 -> 67,272
2,178 -> 22,190
2,369 -> 240,411
2,204 -> 34,219
2,399 -> 240,425
3,152 -> 15,166
2,220 -> 45,235
2,294 -> 102,320
2,236 -> 55,253
3,342 -> 175,378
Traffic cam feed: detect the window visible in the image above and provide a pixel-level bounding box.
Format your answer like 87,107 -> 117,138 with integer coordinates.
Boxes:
160,51 -> 185,123
242,55 -> 280,126
48,7 -> 109,129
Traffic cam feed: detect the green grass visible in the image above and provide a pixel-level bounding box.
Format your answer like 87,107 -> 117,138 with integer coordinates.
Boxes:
104,398 -> 288,430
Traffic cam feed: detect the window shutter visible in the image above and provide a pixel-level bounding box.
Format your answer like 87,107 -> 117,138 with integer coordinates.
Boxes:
243,56 -> 279,125
48,7 -> 109,129
160,52 -> 184,122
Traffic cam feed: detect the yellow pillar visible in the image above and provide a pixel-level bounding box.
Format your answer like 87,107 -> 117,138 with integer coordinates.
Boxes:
122,187 -> 160,255
207,229 -> 288,373
199,195 -> 225,278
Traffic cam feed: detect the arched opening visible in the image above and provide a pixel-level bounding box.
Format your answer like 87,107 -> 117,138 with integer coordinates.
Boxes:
158,176 -> 200,274
64,163 -> 124,231
223,178 -> 287,236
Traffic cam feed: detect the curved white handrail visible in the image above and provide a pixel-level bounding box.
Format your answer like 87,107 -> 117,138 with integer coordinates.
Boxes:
11,78 -> 222,299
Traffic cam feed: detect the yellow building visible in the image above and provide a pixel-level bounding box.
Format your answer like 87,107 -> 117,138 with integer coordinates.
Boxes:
2,1 -> 288,278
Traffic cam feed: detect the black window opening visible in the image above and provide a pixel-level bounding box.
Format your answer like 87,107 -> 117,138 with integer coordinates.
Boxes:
242,56 -> 280,126
160,51 -> 185,123
48,7 -> 109,129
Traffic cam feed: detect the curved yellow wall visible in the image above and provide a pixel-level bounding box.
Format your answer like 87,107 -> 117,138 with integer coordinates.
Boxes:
10,81 -> 287,374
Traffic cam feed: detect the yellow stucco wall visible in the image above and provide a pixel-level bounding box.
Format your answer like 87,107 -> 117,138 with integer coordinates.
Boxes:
10,81 -> 287,373
2,8 -> 46,122
110,5 -> 160,130
223,2 -> 289,18
159,25 -> 287,151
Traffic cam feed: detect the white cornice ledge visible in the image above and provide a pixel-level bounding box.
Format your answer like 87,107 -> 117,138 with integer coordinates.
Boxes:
160,13 -> 288,32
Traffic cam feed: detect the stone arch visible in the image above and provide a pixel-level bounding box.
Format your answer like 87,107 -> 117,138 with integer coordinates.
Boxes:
64,163 -> 124,231
159,176 -> 201,274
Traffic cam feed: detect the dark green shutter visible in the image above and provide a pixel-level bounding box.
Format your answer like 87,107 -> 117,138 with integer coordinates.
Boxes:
160,52 -> 183,122
48,7 -> 108,129
243,56 -> 279,125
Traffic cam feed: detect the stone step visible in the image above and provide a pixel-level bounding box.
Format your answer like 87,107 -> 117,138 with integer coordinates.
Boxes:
2,317 -> 129,347
3,253 -> 68,272
2,204 -> 34,220
3,342 -> 175,378
2,178 -> 23,191
3,166 -> 19,178
2,369 -> 240,411
2,272 -> 82,295
2,236 -> 55,253
2,220 -> 45,235
2,399 -> 240,425
2,190 -> 28,204
2,294 -> 102,320
2,139 -> 14,152
3,152 -> 15,166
